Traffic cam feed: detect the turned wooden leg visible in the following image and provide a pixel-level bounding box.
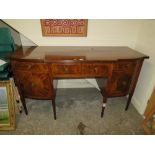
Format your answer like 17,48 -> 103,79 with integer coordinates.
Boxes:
125,93 -> 133,111
52,98 -> 56,120
101,96 -> 107,117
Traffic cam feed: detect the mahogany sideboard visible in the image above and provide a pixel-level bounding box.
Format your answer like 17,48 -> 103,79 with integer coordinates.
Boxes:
10,46 -> 149,120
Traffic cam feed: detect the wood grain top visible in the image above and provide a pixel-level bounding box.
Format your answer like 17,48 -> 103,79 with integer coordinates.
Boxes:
10,46 -> 149,62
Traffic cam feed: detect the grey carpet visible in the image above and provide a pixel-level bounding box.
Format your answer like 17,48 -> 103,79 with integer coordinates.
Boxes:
0,88 -> 145,135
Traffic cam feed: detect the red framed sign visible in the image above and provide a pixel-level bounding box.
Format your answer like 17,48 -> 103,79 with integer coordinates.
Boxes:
40,19 -> 88,37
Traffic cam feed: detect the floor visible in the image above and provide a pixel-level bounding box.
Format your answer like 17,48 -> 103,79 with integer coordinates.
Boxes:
0,88 -> 145,135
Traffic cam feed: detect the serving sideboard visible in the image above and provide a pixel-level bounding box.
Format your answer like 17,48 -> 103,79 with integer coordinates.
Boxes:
10,46 -> 149,119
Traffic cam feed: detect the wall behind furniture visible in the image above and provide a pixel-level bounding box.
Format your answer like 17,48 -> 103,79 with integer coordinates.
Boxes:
3,19 -> 141,48
133,20 -> 155,115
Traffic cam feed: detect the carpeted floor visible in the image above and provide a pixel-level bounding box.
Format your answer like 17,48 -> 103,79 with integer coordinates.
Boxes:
0,88 -> 145,135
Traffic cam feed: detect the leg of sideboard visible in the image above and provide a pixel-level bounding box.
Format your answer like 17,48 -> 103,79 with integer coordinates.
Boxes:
52,98 -> 56,120
18,89 -> 28,115
125,92 -> 133,111
125,59 -> 144,111
21,97 -> 28,115
101,96 -> 107,117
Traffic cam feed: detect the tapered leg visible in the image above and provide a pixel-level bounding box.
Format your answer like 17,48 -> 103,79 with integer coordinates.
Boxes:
125,93 -> 133,111
17,87 -> 28,115
101,96 -> 107,117
52,98 -> 56,120
21,97 -> 28,115
16,100 -> 22,113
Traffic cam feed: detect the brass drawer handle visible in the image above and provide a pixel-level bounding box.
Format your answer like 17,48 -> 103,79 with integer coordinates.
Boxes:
64,67 -> 69,73
27,64 -> 32,69
31,83 -> 36,87
94,67 -> 98,72
122,81 -> 127,86
79,58 -> 84,61
73,58 -> 84,61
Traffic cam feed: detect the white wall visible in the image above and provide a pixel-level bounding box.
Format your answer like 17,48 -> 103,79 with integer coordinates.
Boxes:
132,20 -> 155,115
3,19 -> 141,48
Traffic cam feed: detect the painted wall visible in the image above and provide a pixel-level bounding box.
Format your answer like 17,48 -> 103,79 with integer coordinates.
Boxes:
3,19 -> 141,48
133,20 -> 155,115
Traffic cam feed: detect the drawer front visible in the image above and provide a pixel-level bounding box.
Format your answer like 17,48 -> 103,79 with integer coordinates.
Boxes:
114,61 -> 137,73
83,63 -> 112,77
11,61 -> 49,73
51,63 -> 82,77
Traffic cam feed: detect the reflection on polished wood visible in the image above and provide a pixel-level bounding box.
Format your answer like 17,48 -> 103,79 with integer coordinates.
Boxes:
10,46 -> 149,120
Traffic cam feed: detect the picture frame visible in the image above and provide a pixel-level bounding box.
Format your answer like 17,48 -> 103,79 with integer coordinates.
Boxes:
40,19 -> 88,37
0,80 -> 15,130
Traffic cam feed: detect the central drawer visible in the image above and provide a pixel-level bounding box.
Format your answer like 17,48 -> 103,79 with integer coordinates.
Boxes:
51,63 -> 82,77
83,63 -> 112,77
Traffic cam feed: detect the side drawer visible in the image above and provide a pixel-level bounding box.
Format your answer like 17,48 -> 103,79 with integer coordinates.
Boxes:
51,63 -> 82,77
114,61 -> 137,73
83,63 -> 113,77
11,61 -> 49,73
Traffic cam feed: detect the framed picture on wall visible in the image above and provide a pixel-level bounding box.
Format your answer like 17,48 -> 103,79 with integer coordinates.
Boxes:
0,80 -> 15,130
40,19 -> 88,37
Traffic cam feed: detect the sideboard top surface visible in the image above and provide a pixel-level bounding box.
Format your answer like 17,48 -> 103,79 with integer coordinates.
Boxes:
10,46 -> 149,62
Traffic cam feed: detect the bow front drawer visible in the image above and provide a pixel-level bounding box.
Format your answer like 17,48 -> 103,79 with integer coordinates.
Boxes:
114,61 -> 137,73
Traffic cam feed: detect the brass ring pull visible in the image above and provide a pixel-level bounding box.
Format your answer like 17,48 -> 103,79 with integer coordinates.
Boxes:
64,67 -> 69,73
31,83 -> 35,87
94,67 -> 98,72
122,81 -> 127,86
28,64 -> 32,69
